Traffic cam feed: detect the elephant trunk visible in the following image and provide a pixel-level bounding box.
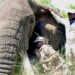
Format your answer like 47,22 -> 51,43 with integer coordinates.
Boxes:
0,14 -> 35,75
0,0 -> 35,75
0,16 -> 23,75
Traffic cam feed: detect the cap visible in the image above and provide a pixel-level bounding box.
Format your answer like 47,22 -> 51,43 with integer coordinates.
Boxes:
34,36 -> 45,43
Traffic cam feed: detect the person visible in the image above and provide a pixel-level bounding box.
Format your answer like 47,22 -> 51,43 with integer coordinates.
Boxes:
34,36 -> 64,74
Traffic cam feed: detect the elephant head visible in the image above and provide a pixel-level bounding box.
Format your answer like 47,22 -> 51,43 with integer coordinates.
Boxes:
0,0 -> 35,75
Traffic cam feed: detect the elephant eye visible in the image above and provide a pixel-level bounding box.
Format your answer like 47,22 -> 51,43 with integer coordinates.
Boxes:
29,15 -> 35,25
30,18 -> 34,25
29,17 -> 34,31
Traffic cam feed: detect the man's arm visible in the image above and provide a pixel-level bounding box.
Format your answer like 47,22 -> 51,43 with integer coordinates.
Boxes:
51,11 -> 70,26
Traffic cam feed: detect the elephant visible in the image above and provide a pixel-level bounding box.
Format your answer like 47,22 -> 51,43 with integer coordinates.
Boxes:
0,0 -> 66,75
0,0 -> 35,75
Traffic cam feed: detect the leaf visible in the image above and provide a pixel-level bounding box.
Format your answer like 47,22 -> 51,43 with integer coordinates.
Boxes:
69,4 -> 75,10
60,10 -> 68,18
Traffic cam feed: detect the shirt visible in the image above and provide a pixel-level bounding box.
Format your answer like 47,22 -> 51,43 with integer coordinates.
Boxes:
35,44 -> 64,72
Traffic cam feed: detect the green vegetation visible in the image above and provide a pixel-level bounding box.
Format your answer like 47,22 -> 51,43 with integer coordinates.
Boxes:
13,51 -> 24,75
60,10 -> 68,18
39,0 -> 51,5
13,49 -> 75,75
30,58 -> 45,75
69,4 -> 75,10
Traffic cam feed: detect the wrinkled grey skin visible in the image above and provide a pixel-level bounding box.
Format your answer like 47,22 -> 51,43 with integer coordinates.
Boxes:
0,0 -> 35,75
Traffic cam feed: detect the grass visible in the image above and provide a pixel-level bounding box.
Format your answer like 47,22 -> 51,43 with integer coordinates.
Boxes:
30,58 -> 46,75
13,51 -> 46,75
12,50 -> 24,75
13,49 -> 75,75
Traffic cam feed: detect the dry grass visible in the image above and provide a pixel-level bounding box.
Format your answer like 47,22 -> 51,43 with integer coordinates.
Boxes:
13,50 -> 75,75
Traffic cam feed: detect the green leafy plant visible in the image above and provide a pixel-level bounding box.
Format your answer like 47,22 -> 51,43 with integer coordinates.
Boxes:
60,10 -> 68,18
69,4 -> 75,10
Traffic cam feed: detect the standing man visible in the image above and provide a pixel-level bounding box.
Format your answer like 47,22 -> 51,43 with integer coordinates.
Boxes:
34,36 -> 64,75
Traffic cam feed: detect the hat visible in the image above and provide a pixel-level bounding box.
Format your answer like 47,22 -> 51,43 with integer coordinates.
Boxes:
34,36 -> 45,43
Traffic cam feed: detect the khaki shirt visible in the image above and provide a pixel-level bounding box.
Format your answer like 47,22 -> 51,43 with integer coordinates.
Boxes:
35,45 -> 64,72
